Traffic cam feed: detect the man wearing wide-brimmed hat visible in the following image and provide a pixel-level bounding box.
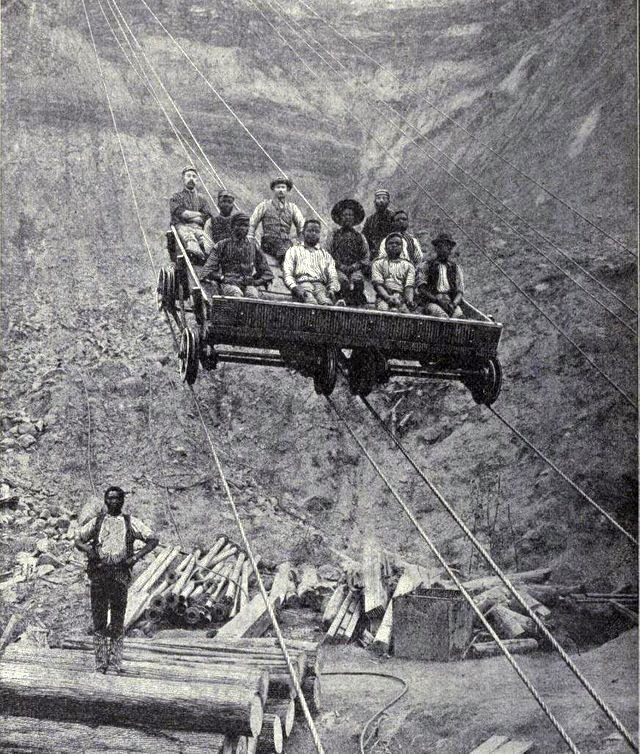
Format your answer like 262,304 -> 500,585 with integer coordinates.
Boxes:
362,188 -> 395,257
327,198 -> 370,307
169,165 -> 215,264
209,188 -> 238,244
416,232 -> 465,318
248,176 -> 305,265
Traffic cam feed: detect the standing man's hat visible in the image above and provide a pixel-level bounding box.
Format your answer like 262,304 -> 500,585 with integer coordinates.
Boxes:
182,165 -> 198,175
270,176 -> 293,191
431,232 -> 457,248
231,212 -> 250,226
218,188 -> 235,199
331,198 -> 365,226
374,188 -> 390,199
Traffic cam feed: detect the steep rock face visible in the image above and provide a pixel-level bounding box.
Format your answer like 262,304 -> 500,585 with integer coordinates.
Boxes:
0,0 -> 636,614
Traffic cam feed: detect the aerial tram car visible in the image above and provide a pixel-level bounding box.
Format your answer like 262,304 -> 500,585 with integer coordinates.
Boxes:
157,228 -> 503,405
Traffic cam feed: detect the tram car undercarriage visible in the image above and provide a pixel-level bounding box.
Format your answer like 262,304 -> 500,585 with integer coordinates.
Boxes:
157,229 -> 503,405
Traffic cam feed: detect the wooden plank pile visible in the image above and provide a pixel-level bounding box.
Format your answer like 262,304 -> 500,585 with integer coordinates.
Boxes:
1,633 -> 322,753
125,537 -> 258,634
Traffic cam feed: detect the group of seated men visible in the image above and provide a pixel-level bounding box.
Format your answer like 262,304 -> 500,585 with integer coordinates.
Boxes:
170,166 -> 464,318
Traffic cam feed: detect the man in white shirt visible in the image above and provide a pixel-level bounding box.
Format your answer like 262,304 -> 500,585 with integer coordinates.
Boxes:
248,177 -> 305,265
283,219 -> 340,305
75,486 -> 159,673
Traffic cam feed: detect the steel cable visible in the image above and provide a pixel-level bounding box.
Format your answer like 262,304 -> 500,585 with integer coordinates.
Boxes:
487,406 -> 637,545
293,0 -> 637,257
136,0 -> 328,225
248,0 -> 636,408
358,395 -> 637,750
266,0 -> 637,325
326,396 -> 583,754
83,5 -> 326,749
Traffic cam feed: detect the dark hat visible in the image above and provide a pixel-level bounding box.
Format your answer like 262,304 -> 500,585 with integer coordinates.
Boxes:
270,176 -> 293,191
331,198 -> 365,226
182,165 -> 198,175
431,232 -> 457,248
231,212 -> 250,226
217,188 -> 235,200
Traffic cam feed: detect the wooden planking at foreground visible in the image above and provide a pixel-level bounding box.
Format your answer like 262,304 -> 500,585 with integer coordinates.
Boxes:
469,735 -> 534,753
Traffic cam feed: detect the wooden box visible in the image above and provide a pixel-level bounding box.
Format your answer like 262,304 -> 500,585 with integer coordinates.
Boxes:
393,589 -> 473,661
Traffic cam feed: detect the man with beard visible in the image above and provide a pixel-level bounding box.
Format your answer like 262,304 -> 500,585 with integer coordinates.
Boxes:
75,487 -> 159,673
327,198 -> 370,307
416,232 -> 465,318
199,213 -> 273,298
377,210 -> 423,268
169,166 -> 215,264
248,176 -> 305,265
209,188 -> 238,244
283,218 -> 340,305
362,188 -> 394,257
371,233 -> 416,312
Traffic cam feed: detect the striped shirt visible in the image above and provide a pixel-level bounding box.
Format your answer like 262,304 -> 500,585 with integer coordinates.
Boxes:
283,243 -> 340,293
371,257 -> 416,293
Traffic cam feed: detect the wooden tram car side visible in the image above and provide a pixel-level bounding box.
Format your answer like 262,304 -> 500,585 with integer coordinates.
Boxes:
157,228 -> 503,405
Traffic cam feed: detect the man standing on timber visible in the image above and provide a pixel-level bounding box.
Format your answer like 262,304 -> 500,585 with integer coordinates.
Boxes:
199,212 -> 273,298
416,232 -> 465,318
362,188 -> 394,258
283,218 -> 340,305
248,176 -> 305,265
208,188 -> 238,244
377,210 -> 423,268
327,198 -> 370,307
75,486 -> 159,673
169,166 -> 215,264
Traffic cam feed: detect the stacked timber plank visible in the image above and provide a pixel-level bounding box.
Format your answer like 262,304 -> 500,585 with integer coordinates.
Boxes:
125,537 -> 257,634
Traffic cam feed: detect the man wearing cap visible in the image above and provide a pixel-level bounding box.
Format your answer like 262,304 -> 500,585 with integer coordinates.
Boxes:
326,199 -> 370,307
362,189 -> 395,257
377,210 -> 423,268
248,177 -> 305,265
169,166 -> 215,264
209,189 -> 238,244
416,232 -> 465,318
283,219 -> 340,305
75,486 -> 159,673
199,213 -> 273,298
371,233 -> 416,312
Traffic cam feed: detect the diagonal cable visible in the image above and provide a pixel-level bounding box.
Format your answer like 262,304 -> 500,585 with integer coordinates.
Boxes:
294,0 -> 637,257
326,396 -> 583,754
267,0 -> 636,324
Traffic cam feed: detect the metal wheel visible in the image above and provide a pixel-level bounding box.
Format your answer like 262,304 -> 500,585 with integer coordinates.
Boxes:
468,357 -> 502,406
348,349 -> 385,397
313,346 -> 338,396
156,268 -> 166,311
157,266 -> 177,311
178,327 -> 199,385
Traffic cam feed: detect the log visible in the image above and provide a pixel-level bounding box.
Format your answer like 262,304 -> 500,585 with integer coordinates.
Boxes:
341,596 -> 362,642
474,586 -> 509,613
322,584 -> 347,628
240,561 -> 251,611
486,604 -> 534,639
507,589 -> 552,620
226,553 -> 247,604
326,591 -> 357,641
0,614 -> 21,653
264,699 -> 295,738
234,737 -> 248,754
0,661 -> 264,737
172,550 -> 200,596
255,712 -> 283,754
371,564 -> 424,654
2,647 -> 270,704
216,563 -> 292,639
472,638 -> 538,659
463,568 -> 552,594
297,565 -> 320,609
362,537 -> 388,618
0,716 -> 232,753
131,546 -> 179,596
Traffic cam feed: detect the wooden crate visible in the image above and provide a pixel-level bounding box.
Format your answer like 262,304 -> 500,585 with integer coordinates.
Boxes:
393,589 -> 473,661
